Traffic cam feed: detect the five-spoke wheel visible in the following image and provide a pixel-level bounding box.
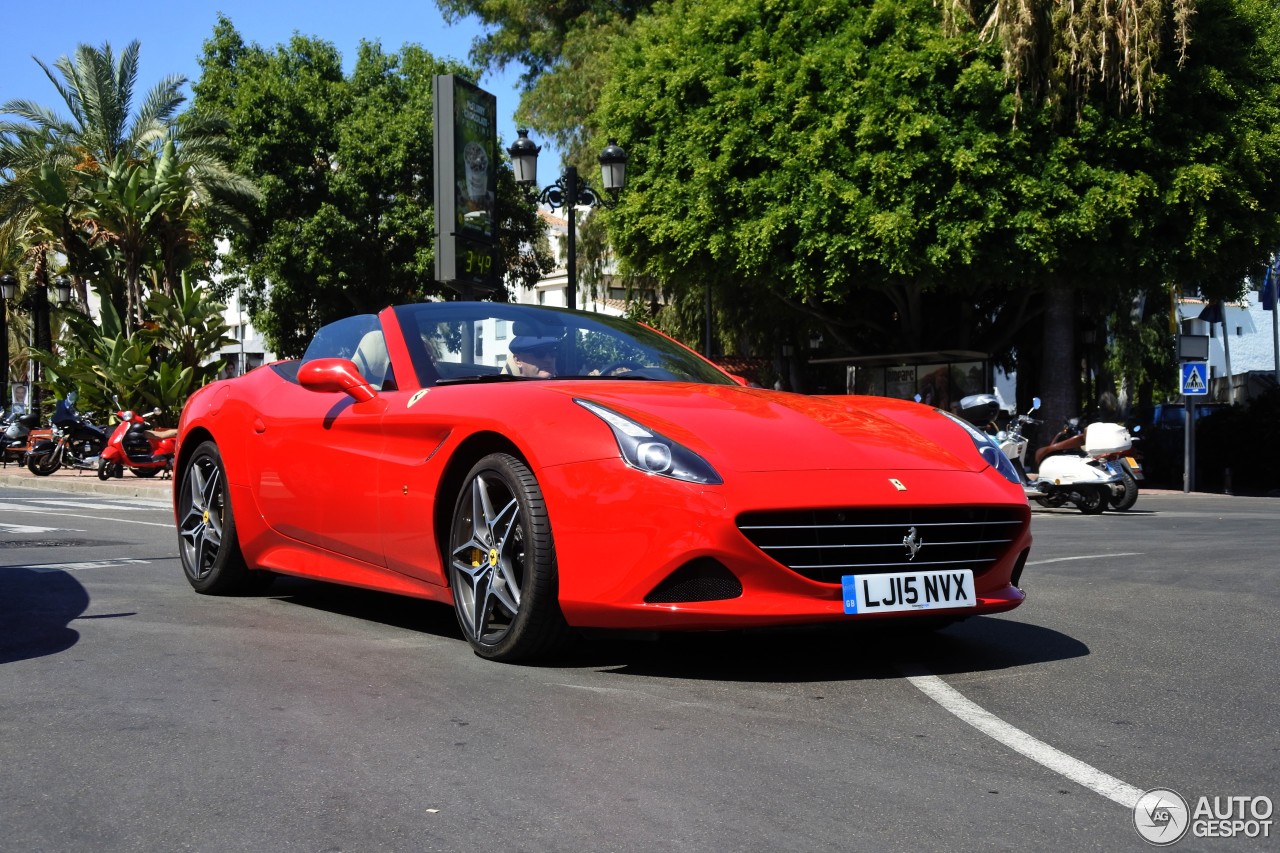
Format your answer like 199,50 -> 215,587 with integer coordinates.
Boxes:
178,440 -> 264,594
448,453 -> 566,661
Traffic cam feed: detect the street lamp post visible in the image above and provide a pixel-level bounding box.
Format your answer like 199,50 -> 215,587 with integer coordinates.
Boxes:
28,275 -> 72,412
508,130 -> 627,311
0,274 -> 15,410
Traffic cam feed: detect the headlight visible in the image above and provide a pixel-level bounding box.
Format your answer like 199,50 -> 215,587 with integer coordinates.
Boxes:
575,399 -> 723,485
939,410 -> 1022,486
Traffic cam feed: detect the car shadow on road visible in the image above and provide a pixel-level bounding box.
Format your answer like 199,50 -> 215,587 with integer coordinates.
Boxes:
0,566 -> 89,664
570,616 -> 1089,683
256,576 -> 1086,682
264,574 -> 465,640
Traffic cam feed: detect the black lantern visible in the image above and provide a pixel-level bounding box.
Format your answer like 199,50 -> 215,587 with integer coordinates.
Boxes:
507,130 -> 541,187
598,140 -> 628,195
54,275 -> 73,306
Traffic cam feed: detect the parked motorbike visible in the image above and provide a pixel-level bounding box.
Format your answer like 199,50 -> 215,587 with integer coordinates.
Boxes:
98,399 -> 177,479
1039,419 -> 1143,511
958,394 -> 1120,514
3,408 -> 43,466
25,397 -> 110,476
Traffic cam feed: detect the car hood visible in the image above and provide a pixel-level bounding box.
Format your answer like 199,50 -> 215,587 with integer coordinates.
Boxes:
553,382 -> 980,474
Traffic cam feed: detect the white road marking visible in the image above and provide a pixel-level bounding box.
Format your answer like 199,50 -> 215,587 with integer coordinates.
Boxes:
0,510 -> 172,528
23,498 -> 170,511
0,522 -> 65,534
0,500 -> 173,528
1027,553 -> 1141,565
26,559 -> 153,573
901,666 -> 1144,808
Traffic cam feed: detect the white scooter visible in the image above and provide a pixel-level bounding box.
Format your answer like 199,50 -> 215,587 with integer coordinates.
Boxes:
958,394 -> 1121,514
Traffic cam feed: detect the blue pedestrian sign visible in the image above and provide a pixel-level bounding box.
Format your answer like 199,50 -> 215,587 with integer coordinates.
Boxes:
1181,362 -> 1209,396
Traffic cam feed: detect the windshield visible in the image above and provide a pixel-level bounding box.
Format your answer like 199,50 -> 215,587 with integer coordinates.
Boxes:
393,302 -> 736,387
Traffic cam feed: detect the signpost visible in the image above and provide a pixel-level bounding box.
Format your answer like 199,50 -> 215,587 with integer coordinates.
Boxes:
1178,334 -> 1210,493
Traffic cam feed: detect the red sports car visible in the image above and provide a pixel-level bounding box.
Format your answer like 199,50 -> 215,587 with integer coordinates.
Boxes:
175,302 -> 1031,661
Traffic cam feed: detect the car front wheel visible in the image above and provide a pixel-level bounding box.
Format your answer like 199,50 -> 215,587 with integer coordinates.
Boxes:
177,440 -> 267,594
448,453 -> 567,662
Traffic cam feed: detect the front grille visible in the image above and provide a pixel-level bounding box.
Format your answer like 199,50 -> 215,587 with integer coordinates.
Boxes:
737,506 -> 1025,584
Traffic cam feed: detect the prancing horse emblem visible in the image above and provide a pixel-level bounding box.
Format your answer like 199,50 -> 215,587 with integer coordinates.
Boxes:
902,527 -> 924,561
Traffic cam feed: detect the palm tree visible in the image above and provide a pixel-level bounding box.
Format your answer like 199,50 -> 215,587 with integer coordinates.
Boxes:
940,0 -> 1196,115
152,116 -> 260,294
1,40 -> 184,169
2,40 -> 258,333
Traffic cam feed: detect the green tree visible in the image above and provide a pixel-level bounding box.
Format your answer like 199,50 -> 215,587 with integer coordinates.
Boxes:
193,17 -> 551,358
437,0 -> 651,161
593,0 -> 1279,408
40,277 -> 233,420
940,0 -> 1280,430
596,0 -> 1038,361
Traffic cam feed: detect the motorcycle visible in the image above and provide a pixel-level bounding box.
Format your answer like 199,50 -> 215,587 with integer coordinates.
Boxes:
1041,419 -> 1143,511
25,397 -> 110,476
958,393 -> 1120,514
3,408 -> 43,466
98,399 -> 177,480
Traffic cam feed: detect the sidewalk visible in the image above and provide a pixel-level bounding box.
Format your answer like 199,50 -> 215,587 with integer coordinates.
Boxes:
0,461 -> 173,499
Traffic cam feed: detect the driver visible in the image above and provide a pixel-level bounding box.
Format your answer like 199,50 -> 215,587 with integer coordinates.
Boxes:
507,335 -> 560,378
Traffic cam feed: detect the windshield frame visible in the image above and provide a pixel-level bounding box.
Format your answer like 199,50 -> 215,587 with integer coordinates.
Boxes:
391,302 -> 737,388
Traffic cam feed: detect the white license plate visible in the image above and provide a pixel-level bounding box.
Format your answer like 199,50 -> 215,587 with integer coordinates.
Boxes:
842,569 -> 976,615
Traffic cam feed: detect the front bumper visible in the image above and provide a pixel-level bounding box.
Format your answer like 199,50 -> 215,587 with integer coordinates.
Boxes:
540,461 -> 1032,630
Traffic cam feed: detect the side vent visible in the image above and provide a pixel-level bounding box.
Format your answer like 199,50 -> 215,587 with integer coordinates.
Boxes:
645,559 -> 743,604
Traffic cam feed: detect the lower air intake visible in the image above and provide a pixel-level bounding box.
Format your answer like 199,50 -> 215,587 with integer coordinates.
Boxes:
645,558 -> 743,604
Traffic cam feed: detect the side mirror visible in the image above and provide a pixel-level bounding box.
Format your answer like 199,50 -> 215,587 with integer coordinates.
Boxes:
1031,397 -> 1042,412
298,358 -> 378,403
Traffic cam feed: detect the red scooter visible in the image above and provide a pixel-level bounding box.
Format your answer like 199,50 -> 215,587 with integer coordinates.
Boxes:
98,399 -> 178,480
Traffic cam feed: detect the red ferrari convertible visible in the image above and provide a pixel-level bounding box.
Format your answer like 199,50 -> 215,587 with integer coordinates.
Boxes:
175,302 -> 1031,661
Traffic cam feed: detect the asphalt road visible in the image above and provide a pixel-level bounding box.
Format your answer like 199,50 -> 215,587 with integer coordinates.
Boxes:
1,483 -> 1276,852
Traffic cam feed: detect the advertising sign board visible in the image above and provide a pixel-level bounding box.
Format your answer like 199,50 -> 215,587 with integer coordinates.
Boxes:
433,75 -> 499,293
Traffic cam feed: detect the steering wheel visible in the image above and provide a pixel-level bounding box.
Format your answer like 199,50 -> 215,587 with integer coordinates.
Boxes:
597,360 -> 645,376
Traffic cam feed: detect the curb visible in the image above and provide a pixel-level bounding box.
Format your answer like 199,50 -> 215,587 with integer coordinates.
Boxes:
0,464 -> 173,500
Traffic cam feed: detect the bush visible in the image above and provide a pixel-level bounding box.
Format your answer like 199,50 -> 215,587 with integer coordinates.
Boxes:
1197,389 -> 1280,494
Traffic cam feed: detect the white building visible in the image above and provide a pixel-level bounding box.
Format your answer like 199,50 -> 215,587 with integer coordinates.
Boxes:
215,285 -> 274,378
208,239 -> 274,376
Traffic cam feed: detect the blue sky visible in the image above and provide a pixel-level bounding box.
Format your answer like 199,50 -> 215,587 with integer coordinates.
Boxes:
0,0 -> 554,163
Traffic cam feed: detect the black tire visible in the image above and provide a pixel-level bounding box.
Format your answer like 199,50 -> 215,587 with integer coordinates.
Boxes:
177,440 -> 268,594
1035,494 -> 1067,508
1074,485 -> 1107,514
1108,467 -> 1139,511
27,450 -> 61,476
447,453 -> 568,662
97,456 -> 112,481
129,466 -> 161,478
